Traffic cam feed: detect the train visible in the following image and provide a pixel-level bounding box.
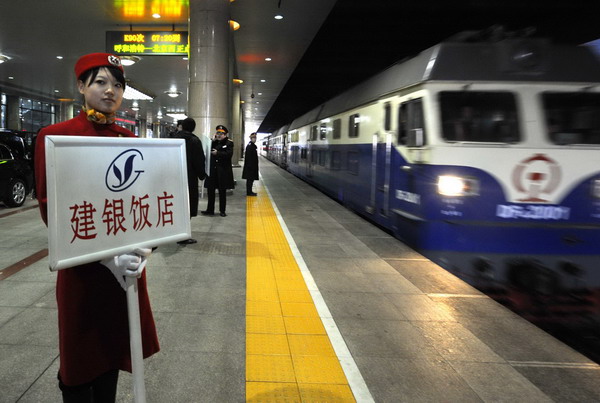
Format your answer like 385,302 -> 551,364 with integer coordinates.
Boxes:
263,28 -> 600,324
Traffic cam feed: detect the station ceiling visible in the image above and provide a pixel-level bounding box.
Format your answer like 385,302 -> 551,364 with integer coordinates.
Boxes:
0,0 -> 336,134
1,0 -> 599,135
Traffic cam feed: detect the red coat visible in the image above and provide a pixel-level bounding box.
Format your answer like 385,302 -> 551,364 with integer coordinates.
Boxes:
35,111 -> 160,386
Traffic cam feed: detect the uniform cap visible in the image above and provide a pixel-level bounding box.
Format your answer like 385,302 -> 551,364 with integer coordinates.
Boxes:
75,53 -> 124,79
250,133 -> 257,138
216,125 -> 228,134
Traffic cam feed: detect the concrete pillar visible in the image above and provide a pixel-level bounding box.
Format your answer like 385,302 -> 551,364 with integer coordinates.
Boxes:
153,122 -> 164,138
59,101 -> 74,123
6,95 -> 20,130
231,83 -> 241,164
188,0 -> 231,174
143,111 -> 155,138
138,117 -> 147,138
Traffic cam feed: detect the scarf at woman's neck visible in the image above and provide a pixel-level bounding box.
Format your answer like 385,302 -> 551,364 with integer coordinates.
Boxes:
83,106 -> 116,125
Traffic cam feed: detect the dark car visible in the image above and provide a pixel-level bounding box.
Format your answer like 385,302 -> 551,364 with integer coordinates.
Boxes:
0,129 -> 37,159
0,139 -> 34,207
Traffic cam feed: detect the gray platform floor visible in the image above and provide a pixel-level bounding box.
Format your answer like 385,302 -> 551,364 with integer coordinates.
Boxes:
1,156 -> 599,402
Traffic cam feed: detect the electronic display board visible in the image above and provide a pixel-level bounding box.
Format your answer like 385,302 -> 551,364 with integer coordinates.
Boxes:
106,31 -> 189,55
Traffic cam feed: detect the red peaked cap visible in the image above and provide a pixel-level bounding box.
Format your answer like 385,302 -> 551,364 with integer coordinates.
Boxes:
74,53 -> 124,79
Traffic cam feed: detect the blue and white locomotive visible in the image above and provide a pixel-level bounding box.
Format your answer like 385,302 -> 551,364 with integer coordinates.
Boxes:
266,29 -> 600,321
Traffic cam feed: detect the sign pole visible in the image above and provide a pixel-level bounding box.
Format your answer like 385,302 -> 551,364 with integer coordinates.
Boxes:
126,277 -> 147,403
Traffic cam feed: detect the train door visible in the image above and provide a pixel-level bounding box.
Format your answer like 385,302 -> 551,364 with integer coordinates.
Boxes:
395,98 -> 426,225
307,125 -> 317,178
281,132 -> 288,168
369,102 -> 394,217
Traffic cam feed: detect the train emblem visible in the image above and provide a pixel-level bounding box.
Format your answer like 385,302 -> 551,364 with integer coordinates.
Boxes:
511,154 -> 561,203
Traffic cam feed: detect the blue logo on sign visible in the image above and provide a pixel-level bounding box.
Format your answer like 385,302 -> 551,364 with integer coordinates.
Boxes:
105,149 -> 144,192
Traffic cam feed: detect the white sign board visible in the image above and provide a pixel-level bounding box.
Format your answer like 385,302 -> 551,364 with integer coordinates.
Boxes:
45,136 -> 191,270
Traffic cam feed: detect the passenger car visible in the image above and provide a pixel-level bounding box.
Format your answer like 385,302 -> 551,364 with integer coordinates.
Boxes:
0,134 -> 34,207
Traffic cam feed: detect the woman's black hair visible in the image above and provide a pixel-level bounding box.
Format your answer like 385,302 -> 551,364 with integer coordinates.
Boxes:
78,66 -> 126,88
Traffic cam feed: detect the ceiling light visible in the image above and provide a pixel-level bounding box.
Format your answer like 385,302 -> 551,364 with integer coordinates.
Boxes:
124,84 -> 154,100
54,90 -> 60,93
274,15 -> 283,20
56,56 -> 63,60
258,92 -> 263,95
167,113 -> 187,121
152,13 -> 161,18
260,79 -> 266,83
120,55 -> 141,66
0,55 -> 10,64
229,20 -> 240,31
265,58 -> 272,62
165,90 -> 182,98
233,78 -> 243,84
8,76 -> 14,80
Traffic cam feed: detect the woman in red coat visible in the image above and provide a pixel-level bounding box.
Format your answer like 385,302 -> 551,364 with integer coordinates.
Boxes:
35,53 -> 159,402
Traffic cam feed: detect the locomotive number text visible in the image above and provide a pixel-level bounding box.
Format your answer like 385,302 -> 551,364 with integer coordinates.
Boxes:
496,205 -> 570,220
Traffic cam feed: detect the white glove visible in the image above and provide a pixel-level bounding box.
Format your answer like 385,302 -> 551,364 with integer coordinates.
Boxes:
133,247 -> 152,259
131,247 -> 152,277
101,247 -> 152,290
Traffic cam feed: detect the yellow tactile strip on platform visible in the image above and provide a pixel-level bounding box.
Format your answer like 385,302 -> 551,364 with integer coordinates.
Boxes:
246,189 -> 356,402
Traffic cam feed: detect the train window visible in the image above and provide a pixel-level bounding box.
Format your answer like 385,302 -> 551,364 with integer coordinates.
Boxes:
320,124 -> 327,140
384,102 -> 392,131
398,99 -> 426,146
331,151 -> 342,170
398,104 -> 407,144
301,148 -> 307,159
349,114 -> 360,138
319,150 -> 327,166
347,151 -> 360,175
439,91 -> 520,143
333,119 -> 341,139
310,125 -> 318,141
543,92 -> 600,145
311,149 -> 318,164
291,146 -> 299,163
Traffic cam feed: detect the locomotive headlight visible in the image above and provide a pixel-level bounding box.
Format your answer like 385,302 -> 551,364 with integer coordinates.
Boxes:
437,175 -> 479,197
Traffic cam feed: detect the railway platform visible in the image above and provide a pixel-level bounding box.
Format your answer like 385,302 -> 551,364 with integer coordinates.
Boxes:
1,157 -> 599,402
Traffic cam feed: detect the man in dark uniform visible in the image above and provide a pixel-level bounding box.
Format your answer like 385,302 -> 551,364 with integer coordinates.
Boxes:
242,132 -> 259,196
174,117 -> 206,244
201,125 -> 234,217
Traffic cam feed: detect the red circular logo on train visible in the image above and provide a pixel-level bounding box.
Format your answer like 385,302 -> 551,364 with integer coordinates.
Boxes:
511,154 -> 561,203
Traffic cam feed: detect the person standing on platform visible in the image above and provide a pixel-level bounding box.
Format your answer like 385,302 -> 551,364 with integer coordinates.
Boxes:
242,132 -> 259,196
34,53 -> 160,403
174,117 -> 206,245
201,125 -> 234,217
